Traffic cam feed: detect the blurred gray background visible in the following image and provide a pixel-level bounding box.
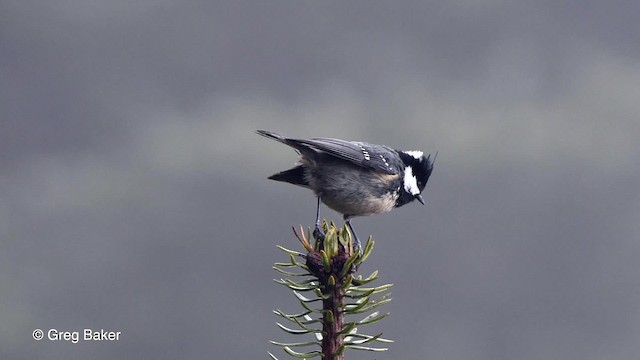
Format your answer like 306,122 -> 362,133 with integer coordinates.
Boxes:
2,1 -> 639,359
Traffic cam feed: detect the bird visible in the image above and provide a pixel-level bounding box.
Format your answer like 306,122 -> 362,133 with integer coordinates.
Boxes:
257,130 -> 435,252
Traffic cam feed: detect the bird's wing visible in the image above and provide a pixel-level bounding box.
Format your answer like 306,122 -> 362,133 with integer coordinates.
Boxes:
293,137 -> 399,174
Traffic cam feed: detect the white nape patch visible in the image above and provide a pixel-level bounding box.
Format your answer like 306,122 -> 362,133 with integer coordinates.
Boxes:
403,166 -> 421,195
404,150 -> 423,160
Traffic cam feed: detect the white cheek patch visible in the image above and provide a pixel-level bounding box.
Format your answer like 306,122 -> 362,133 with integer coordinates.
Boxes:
404,150 -> 423,160
403,166 -> 421,195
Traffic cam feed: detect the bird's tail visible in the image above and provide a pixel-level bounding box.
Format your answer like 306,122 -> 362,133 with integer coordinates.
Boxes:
268,165 -> 309,187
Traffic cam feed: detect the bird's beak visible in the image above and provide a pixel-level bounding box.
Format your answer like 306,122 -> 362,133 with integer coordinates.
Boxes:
416,194 -> 425,205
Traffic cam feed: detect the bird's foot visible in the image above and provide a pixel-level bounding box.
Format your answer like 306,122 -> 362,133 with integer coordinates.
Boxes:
345,221 -> 363,257
313,222 -> 326,249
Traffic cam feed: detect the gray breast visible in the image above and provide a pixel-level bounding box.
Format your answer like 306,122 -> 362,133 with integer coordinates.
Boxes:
304,162 -> 401,217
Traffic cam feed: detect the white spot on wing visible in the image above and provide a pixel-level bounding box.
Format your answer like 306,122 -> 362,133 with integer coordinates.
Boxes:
359,145 -> 371,160
404,150 -> 423,160
403,166 -> 421,195
379,154 -> 391,169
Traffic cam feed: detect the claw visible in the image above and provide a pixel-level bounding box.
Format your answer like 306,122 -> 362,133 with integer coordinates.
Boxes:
313,224 -> 326,242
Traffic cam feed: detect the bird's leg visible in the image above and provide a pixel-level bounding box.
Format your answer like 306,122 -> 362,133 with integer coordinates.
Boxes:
345,219 -> 363,256
312,197 -> 325,246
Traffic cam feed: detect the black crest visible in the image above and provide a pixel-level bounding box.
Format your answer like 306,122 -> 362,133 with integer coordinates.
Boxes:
398,151 -> 436,193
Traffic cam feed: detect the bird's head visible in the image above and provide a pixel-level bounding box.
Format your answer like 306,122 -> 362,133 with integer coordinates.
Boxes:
396,150 -> 436,207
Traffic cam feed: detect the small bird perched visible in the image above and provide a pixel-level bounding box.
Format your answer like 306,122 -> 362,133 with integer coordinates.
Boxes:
257,130 -> 435,252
